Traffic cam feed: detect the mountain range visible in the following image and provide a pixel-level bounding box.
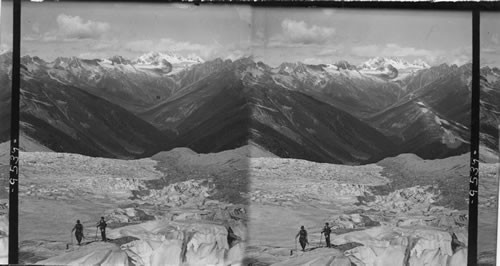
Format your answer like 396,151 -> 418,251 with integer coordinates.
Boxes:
0,51 -> 496,164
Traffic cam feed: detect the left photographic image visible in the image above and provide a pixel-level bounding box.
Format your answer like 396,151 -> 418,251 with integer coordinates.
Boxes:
16,2 -> 250,265
0,0 -> 10,263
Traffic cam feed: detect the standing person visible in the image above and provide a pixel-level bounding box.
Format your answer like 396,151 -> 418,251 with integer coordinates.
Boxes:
322,223 -> 332,248
226,225 -> 241,248
71,220 -> 84,245
295,226 -> 309,251
96,217 -> 107,242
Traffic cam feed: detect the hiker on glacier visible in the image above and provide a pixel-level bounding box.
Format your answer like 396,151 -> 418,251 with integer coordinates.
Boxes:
321,222 -> 333,248
295,226 -> 309,251
96,217 -> 107,242
71,220 -> 84,245
227,225 -> 241,247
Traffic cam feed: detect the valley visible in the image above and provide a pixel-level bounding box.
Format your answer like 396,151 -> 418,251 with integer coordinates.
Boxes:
0,50 -> 496,265
4,52 -> 493,162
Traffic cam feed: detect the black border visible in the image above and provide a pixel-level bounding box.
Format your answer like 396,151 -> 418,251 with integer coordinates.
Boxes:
8,1 -> 493,265
9,0 -> 20,264
469,9 -> 480,266
14,0 -> 500,11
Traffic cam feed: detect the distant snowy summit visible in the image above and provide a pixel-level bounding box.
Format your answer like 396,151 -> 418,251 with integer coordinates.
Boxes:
302,57 -> 431,81
97,51 -> 204,74
358,57 -> 430,80
359,57 -> 430,71
132,51 -> 204,73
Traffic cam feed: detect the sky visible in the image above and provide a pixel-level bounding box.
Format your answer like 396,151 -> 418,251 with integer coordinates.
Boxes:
0,2 -> 478,67
481,13 -> 500,67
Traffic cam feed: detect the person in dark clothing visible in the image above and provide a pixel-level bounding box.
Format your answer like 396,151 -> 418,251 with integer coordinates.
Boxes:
226,225 -> 242,248
96,217 -> 107,242
227,226 -> 241,247
450,232 -> 466,253
295,226 -> 309,251
72,220 -> 84,245
322,223 -> 332,248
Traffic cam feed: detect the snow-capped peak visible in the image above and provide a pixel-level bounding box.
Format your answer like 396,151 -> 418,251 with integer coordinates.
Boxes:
359,57 -> 429,71
133,51 -> 204,66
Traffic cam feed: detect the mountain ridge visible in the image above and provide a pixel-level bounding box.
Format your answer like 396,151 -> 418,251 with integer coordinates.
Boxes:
0,51 -> 495,163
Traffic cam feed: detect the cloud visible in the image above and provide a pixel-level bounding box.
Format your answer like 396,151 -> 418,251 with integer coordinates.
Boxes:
482,47 -> 499,54
170,3 -> 192,9
314,46 -> 344,57
124,38 -> 218,59
352,43 -> 436,59
352,43 -> 437,64
0,43 -> 9,52
449,55 -> 471,66
351,45 -> 379,57
78,52 -> 110,59
123,40 -> 155,52
270,19 -> 335,46
224,50 -> 249,61
91,41 -> 119,51
303,57 -> 329,65
0,33 -> 12,52
23,35 -> 42,42
56,14 -> 110,40
159,38 -> 208,53
322,9 -> 336,16
386,43 -> 440,58
234,6 -> 252,25
25,14 -> 110,42
491,33 -> 499,45
41,33 -> 58,42
32,22 -> 40,34
125,38 -> 208,53
255,30 -> 265,40
351,43 -> 471,66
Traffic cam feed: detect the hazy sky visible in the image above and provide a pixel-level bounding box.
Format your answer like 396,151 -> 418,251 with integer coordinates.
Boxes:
481,12 -> 500,67
0,2 -> 477,66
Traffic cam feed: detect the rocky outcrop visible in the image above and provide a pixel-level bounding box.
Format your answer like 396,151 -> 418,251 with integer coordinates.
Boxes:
104,207 -> 155,224
366,186 -> 438,214
330,213 -> 380,229
138,179 -> 216,208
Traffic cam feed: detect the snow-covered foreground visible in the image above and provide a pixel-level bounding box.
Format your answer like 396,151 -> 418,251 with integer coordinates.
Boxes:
245,154 -> 472,266
0,143 -> 9,265
17,146 -> 253,265
0,215 -> 7,264
8,142 -> 496,265
478,162 -> 500,265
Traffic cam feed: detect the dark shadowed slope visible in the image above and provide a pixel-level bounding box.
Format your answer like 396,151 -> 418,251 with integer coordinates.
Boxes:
10,53 -> 495,162
20,75 -> 174,159
142,59 -> 397,164
20,55 -> 179,113
480,66 -> 500,153
367,64 -> 471,159
248,85 -> 397,164
141,67 -> 250,154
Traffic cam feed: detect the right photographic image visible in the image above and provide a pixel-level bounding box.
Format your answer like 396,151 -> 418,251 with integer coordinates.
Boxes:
478,11 -> 500,266
244,8 -> 472,265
